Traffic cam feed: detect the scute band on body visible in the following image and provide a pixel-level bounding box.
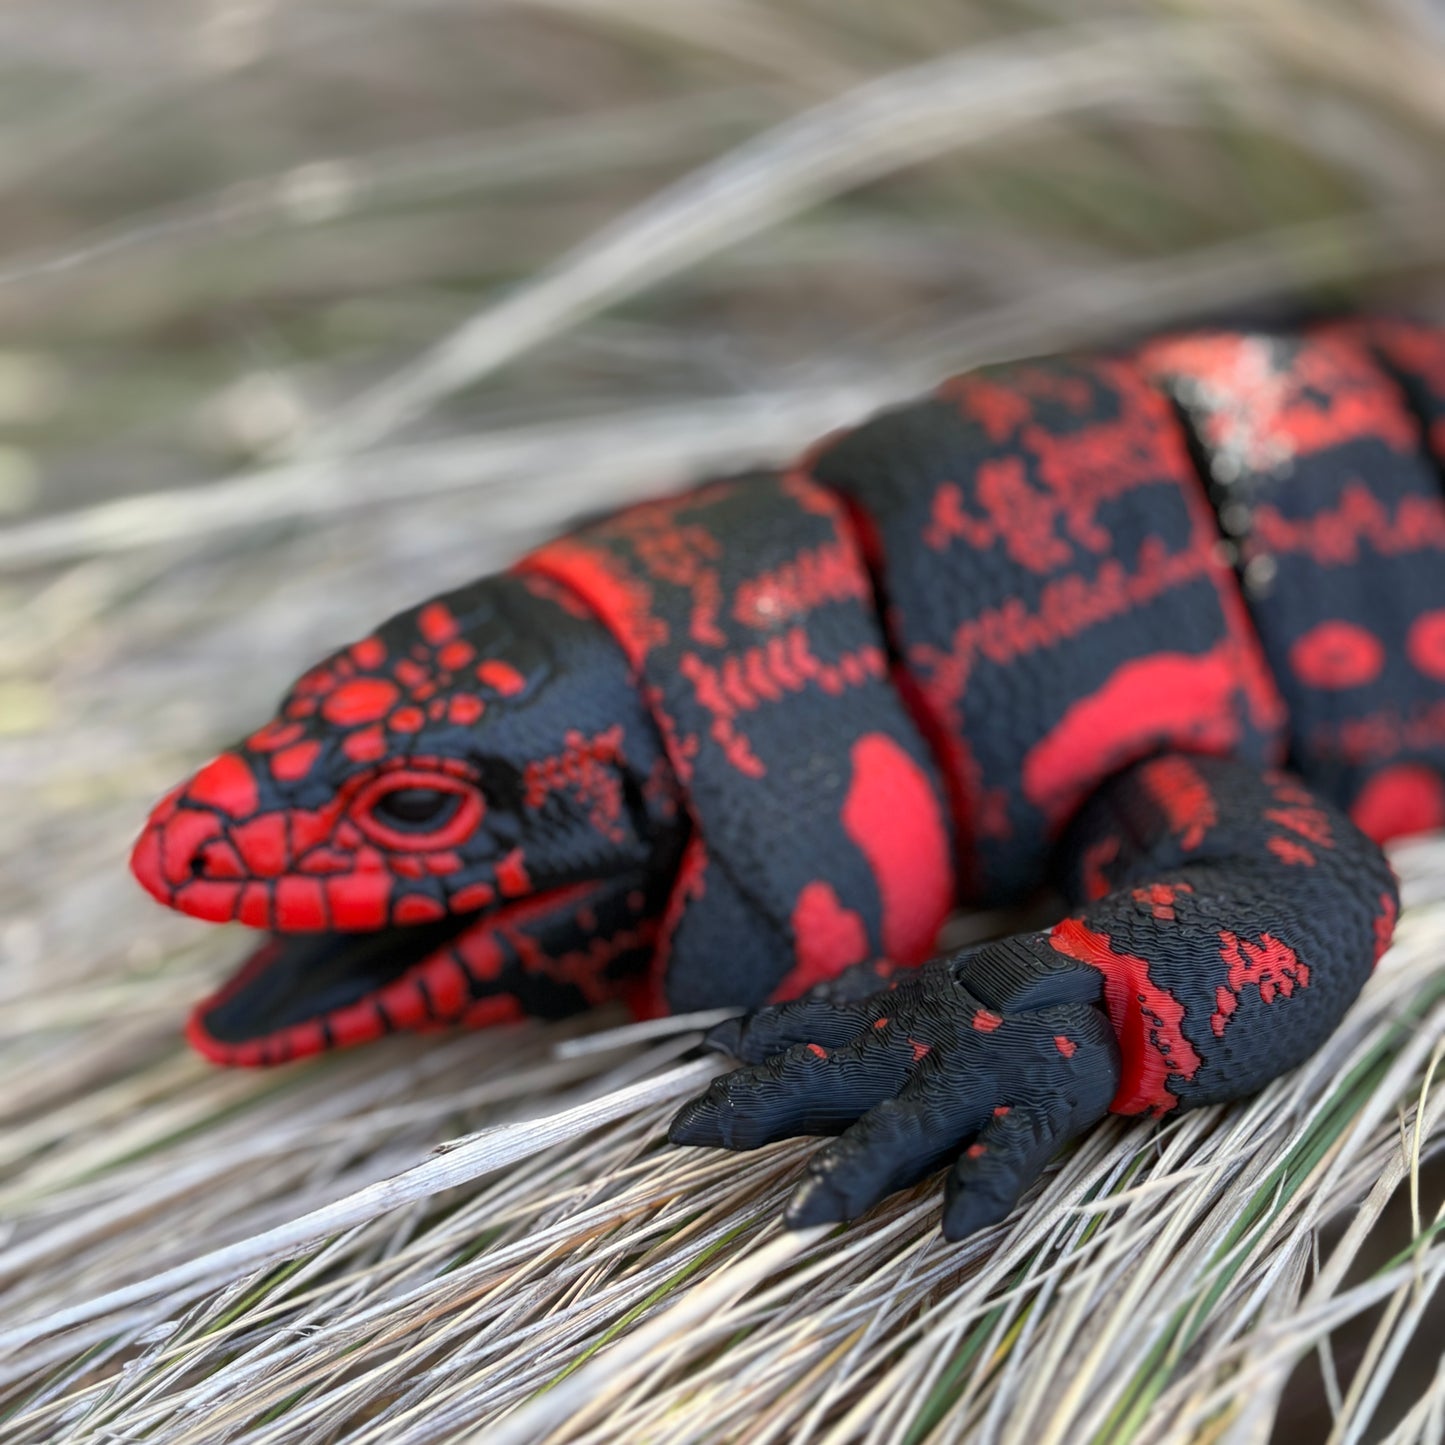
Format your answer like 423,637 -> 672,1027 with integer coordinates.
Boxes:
519,471 -> 956,1014
804,351 -> 1287,903
1142,324 -> 1445,844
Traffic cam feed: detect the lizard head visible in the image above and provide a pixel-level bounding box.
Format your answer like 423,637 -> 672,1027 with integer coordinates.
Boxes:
131,572 -> 685,1063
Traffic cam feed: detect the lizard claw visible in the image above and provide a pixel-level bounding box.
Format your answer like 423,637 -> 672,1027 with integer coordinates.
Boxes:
670,940 -> 1121,1240
701,1015 -> 746,1057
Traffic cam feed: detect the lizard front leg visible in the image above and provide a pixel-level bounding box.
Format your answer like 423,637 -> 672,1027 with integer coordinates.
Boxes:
670,752 -> 1398,1239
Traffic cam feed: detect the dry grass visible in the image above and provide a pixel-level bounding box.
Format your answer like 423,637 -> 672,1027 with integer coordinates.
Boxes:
3,2 -> 1445,1440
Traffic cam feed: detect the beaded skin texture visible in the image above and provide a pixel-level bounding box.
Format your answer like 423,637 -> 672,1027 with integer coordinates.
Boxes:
133,318 -> 1445,1239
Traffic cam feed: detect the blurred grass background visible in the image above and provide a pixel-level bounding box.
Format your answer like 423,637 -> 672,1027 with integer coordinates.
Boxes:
3,2 -> 1445,1441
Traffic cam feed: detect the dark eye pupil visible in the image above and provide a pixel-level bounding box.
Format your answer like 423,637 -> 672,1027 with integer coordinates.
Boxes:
375,787 -> 457,828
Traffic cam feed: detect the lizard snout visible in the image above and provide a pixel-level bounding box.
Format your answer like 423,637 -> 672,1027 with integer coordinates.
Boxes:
130,751 -> 271,921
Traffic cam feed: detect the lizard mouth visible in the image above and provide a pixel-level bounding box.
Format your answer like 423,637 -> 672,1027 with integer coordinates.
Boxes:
185,876 -> 660,1066
194,908 -> 487,1048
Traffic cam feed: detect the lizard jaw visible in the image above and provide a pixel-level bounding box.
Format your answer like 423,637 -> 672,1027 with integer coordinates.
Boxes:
187,906 -> 494,1063
184,885 -> 583,1066
184,876 -> 661,1066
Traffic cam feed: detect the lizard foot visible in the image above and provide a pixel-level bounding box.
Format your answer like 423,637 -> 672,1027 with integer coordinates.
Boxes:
669,938 -> 1121,1240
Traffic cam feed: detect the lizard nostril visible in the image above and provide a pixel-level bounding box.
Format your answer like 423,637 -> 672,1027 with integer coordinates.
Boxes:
191,837 -> 248,881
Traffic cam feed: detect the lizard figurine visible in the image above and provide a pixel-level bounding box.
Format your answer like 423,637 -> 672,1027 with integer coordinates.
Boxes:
132,318 -> 1445,1240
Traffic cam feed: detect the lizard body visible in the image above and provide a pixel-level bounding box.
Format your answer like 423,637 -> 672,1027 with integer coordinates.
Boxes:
133,318 -> 1445,1237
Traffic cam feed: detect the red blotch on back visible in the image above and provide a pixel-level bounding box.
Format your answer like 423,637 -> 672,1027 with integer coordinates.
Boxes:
1350,763 -> 1445,843
1290,620 -> 1384,690
187,753 -> 259,818
1023,647 -> 1240,829
840,733 -> 952,964
779,881 -> 869,998
323,678 -> 400,726
1406,609 -> 1445,682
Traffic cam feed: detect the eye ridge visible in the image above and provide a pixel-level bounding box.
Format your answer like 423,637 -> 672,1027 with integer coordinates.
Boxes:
373,786 -> 461,830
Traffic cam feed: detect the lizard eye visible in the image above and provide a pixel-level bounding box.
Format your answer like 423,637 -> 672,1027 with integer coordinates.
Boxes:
352,771 -> 484,850
375,788 -> 457,829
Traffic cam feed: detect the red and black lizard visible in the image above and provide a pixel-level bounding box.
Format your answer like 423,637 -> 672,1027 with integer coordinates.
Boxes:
132,319 -> 1445,1241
